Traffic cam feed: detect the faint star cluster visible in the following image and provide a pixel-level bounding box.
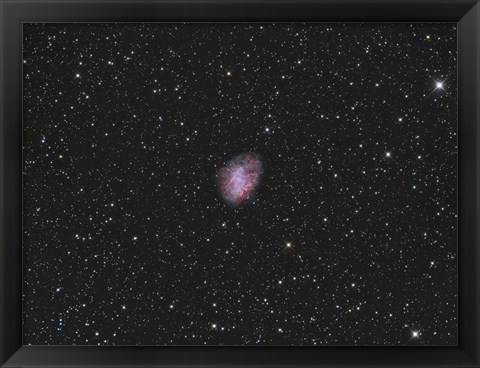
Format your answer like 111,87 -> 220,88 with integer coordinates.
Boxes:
22,23 -> 457,346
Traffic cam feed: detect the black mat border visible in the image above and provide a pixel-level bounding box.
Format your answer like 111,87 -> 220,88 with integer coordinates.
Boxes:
1,1 -> 479,367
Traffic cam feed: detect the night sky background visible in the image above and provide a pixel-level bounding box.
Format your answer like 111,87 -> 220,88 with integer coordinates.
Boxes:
23,23 -> 457,346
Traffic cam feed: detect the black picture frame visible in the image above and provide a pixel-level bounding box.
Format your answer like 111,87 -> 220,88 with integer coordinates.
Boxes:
1,0 -> 479,367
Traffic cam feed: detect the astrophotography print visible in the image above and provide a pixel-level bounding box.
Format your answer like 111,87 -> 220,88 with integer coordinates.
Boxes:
23,23 -> 457,346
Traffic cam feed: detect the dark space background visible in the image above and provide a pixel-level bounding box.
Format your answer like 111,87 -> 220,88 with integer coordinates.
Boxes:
22,23 -> 457,345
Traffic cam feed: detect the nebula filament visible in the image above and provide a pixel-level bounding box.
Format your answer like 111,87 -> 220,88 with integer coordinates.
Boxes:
217,153 -> 262,207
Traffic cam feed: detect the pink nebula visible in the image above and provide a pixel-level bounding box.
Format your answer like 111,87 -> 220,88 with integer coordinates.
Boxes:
217,153 -> 262,207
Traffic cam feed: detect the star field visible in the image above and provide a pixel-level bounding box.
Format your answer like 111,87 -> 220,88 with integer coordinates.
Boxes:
22,23 -> 457,345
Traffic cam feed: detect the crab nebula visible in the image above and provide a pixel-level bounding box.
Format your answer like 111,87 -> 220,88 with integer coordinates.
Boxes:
217,153 -> 262,207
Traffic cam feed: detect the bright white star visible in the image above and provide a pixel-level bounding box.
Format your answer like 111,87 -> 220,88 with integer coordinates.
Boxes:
435,81 -> 444,89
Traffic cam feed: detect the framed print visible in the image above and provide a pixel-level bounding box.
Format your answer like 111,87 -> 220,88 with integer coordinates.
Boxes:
1,0 -> 479,367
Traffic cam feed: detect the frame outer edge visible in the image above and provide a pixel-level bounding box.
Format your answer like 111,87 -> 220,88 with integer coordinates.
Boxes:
1,0 -> 6,364
1,0 -> 23,366
459,1 -> 480,365
1,1 -> 480,367
475,2 -> 480,365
